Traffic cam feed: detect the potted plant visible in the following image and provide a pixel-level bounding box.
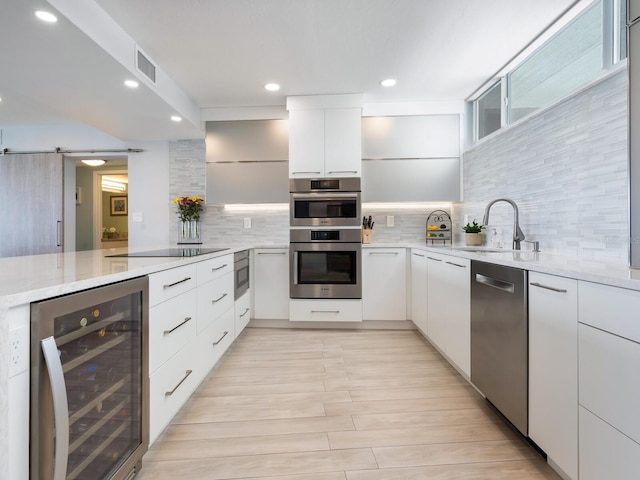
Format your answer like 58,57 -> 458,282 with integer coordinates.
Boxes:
462,220 -> 485,246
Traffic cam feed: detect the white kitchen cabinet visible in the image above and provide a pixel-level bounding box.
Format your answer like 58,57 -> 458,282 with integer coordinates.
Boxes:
323,108 -> 362,177
288,109 -> 326,177
410,249 -> 428,334
253,248 -> 289,320
196,272 -> 234,333
149,338 -> 203,443
426,252 -> 470,376
148,253 -> 235,445
196,306 -> 235,381
362,248 -> 407,321
289,108 -> 361,178
578,323 -> 640,444
289,299 -> 362,322
288,94 -> 362,178
149,288 -> 198,373
577,280 -> 640,478
234,290 -> 251,338
528,273 -> 578,480
579,406 -> 640,480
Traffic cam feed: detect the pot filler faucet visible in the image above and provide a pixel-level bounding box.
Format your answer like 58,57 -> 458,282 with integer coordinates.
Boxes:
482,198 -> 525,250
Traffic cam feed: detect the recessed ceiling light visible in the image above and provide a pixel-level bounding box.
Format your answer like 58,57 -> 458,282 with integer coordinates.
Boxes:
81,159 -> 106,167
264,83 -> 281,92
171,115 -> 182,122
380,78 -> 397,87
35,11 -> 58,23
124,79 -> 139,88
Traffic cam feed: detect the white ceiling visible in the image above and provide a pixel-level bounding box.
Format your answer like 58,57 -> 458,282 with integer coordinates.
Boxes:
0,0 -> 578,142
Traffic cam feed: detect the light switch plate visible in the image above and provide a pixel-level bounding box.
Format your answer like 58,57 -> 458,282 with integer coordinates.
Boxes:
132,212 -> 143,223
244,217 -> 252,229
386,215 -> 394,227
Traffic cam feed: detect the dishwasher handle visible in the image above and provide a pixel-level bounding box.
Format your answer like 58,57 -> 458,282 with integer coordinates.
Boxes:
475,273 -> 515,293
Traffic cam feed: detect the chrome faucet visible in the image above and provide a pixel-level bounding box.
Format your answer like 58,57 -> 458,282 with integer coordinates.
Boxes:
482,198 -> 526,250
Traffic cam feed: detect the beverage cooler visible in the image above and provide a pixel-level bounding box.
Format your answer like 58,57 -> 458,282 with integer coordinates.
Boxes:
30,276 -> 149,480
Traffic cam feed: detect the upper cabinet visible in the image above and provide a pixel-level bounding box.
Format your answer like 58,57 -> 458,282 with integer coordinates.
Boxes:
205,120 -> 289,204
287,94 -> 363,178
630,0 -> 640,25
361,114 -> 461,202
362,115 -> 460,159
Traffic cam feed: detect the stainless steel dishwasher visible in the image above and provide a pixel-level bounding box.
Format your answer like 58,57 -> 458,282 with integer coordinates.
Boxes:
471,260 -> 528,436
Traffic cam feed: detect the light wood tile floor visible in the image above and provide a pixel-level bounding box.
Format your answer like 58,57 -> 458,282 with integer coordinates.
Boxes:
137,328 -> 560,480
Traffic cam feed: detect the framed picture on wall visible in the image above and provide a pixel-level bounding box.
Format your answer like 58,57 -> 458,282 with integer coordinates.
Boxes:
110,196 -> 128,216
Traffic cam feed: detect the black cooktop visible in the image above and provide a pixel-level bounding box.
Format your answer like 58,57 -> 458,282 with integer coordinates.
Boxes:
107,247 -> 229,258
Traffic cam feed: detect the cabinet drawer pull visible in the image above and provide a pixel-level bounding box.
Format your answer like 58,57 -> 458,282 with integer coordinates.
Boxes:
240,308 -> 250,318
369,252 -> 399,255
530,282 -> 567,293
212,331 -> 229,345
212,293 -> 228,304
327,170 -> 358,174
165,370 -> 193,396
257,252 -> 287,255
446,261 -> 467,268
412,252 -> 425,257
292,171 -> 322,175
211,264 -> 228,272
311,310 -> 340,314
163,316 -> 192,335
427,257 -> 442,262
163,277 -> 192,289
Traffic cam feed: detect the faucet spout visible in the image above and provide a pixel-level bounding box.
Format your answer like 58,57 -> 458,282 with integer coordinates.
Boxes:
482,198 -> 526,250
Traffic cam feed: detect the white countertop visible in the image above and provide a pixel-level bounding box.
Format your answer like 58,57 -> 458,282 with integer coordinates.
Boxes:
2,242 -> 640,309
0,245 -> 253,307
364,243 -> 640,291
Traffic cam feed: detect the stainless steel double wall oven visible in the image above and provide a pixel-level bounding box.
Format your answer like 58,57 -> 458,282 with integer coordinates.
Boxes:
289,178 -> 362,299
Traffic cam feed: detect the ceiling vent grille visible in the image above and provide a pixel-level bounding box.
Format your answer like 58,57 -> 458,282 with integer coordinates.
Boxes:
135,47 -> 156,85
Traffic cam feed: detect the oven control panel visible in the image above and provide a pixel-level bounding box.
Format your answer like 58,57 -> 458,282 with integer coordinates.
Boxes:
310,230 -> 341,241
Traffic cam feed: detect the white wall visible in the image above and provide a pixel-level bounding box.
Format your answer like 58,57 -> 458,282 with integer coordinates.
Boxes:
127,141 -> 170,249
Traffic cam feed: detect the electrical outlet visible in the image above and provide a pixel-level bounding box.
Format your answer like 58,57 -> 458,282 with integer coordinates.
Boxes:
387,215 -> 394,227
243,217 -> 252,229
9,326 -> 29,377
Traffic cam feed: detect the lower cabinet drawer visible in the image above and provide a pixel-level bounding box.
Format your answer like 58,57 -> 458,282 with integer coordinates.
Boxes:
196,307 -> 235,381
149,342 -> 202,444
234,291 -> 251,339
579,406 -> 640,480
579,323 -> 640,443
196,272 -> 234,333
289,299 -> 362,322
149,264 -> 198,307
149,289 -> 197,373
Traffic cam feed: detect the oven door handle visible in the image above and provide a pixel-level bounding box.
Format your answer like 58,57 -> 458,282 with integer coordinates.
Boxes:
291,192 -> 359,200
293,250 -> 299,285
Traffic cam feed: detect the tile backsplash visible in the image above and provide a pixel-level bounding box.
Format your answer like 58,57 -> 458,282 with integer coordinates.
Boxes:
170,69 -> 628,259
460,69 -> 628,259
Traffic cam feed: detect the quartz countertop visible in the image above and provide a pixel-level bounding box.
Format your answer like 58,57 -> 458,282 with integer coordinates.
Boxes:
0,245 -> 253,307
2,242 -> 640,308
397,244 -> 640,291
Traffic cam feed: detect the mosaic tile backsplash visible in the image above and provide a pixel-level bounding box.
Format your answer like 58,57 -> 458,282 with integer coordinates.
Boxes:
169,69 -> 628,260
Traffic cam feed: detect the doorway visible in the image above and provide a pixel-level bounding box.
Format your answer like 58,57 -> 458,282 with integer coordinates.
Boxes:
75,157 -> 128,251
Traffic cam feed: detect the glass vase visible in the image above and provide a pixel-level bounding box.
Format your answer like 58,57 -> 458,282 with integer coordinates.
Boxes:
178,220 -> 202,244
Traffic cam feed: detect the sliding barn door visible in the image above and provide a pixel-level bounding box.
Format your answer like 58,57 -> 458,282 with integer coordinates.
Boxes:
0,153 -> 64,257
